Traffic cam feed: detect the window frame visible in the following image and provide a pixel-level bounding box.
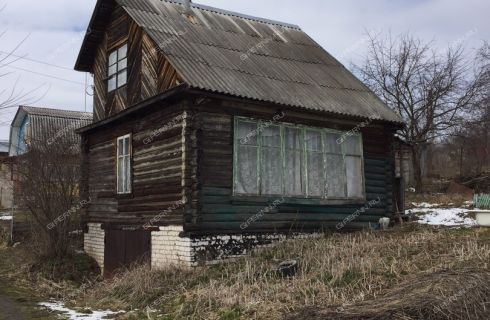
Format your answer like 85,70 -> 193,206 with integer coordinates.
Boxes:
343,135 -> 365,199
107,43 -> 128,93
304,127 -> 325,199
233,117 -> 366,202
116,134 -> 132,195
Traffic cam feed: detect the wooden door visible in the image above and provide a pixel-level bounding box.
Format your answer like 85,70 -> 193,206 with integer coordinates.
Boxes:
104,229 -> 151,277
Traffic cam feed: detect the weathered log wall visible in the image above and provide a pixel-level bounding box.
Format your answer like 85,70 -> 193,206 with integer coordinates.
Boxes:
185,98 -> 396,234
83,102 -> 186,226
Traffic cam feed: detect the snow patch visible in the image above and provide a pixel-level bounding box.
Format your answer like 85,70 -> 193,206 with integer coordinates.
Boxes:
407,205 -> 477,227
411,202 -> 440,208
0,215 -> 12,220
39,302 -> 124,320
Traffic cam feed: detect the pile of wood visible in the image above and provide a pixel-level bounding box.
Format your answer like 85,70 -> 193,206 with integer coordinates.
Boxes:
459,173 -> 490,193
288,267 -> 490,320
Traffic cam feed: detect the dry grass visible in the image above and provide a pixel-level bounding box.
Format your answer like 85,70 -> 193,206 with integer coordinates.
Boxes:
80,224 -> 490,320
288,267 -> 490,319
0,239 -> 100,304
406,193 -> 472,208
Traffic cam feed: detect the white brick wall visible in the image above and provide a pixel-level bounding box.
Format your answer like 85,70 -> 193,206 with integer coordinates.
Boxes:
84,223 -> 105,273
151,226 -> 193,269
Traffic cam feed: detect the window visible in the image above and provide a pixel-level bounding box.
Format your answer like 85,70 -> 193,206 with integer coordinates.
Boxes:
235,121 -> 259,194
233,118 -> 365,199
284,126 -> 304,196
117,134 -> 132,194
108,44 -> 128,92
261,125 -> 282,195
17,115 -> 30,155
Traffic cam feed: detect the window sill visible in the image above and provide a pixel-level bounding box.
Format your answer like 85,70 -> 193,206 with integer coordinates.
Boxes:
116,192 -> 133,199
231,195 -> 367,206
107,84 -> 128,94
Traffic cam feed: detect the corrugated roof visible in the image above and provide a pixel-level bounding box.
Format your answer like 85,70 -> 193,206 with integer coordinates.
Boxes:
115,0 -> 402,123
77,0 -> 402,124
20,106 -> 93,120
9,106 -> 93,156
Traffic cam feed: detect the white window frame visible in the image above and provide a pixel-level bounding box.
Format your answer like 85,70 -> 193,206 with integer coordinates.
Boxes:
233,117 -> 365,200
107,43 -> 128,92
116,134 -> 132,194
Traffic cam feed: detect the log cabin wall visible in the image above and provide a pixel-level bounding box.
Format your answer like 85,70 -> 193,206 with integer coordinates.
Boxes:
187,97 -> 397,234
82,101 -> 188,227
91,4 -> 182,122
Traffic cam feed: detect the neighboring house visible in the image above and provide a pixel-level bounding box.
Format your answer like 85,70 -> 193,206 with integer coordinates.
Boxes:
8,106 -> 93,206
0,140 -> 13,209
75,0 -> 404,274
9,106 -> 93,157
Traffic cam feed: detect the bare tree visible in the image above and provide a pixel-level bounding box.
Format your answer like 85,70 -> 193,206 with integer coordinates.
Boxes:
15,134 -> 85,258
454,42 -> 490,176
355,33 -> 485,191
0,3 -> 48,115
479,41 -> 490,102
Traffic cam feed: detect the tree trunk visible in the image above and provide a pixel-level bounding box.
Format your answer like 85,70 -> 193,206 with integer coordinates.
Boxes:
411,144 -> 424,192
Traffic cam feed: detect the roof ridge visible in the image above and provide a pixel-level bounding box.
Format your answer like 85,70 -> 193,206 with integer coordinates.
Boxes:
162,0 -> 301,30
20,105 -> 93,115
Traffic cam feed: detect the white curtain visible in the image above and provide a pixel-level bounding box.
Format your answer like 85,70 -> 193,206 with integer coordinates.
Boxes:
284,127 -> 304,196
235,121 -> 259,194
261,126 -> 282,194
305,130 -> 323,197
345,135 -> 363,198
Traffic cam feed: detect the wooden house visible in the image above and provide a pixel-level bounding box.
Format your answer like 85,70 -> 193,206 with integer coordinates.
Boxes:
8,106 -> 93,208
0,140 -> 12,209
8,106 -> 93,157
75,0 -> 404,273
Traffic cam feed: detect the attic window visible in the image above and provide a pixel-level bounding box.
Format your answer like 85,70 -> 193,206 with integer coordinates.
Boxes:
107,44 -> 128,92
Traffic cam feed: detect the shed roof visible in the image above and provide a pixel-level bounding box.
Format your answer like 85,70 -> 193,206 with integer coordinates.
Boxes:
76,0 -> 403,124
9,106 -> 93,156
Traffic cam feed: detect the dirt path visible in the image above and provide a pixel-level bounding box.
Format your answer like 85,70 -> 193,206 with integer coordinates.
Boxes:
0,283 -> 58,320
0,289 -> 26,320
0,250 -> 56,320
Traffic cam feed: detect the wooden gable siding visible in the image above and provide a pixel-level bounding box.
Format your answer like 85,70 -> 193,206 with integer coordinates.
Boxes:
186,99 -> 396,234
83,102 -> 186,226
92,32 -> 108,122
91,5 -> 182,122
92,6 -> 128,122
140,32 -> 159,101
127,20 -> 143,106
105,6 -> 129,118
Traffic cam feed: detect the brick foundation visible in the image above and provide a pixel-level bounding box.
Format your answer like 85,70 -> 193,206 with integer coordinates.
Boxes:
85,223 -> 315,271
84,223 -> 105,273
151,226 -> 314,268
151,226 -> 193,268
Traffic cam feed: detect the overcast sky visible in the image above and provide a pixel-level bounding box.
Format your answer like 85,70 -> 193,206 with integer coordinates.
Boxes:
0,0 -> 488,140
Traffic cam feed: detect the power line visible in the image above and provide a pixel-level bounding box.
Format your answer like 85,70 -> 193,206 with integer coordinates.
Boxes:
0,50 -> 73,71
1,64 -> 86,86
